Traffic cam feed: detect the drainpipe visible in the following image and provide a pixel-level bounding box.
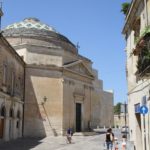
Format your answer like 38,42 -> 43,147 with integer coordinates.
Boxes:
90,86 -> 92,131
144,0 -> 148,26
22,63 -> 26,137
148,104 -> 150,149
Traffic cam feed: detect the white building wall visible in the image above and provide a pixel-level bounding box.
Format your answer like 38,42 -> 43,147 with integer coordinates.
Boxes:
123,0 -> 150,149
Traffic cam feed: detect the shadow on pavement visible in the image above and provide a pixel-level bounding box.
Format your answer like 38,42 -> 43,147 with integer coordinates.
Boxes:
0,137 -> 43,150
73,132 -> 99,136
93,129 -> 107,135
95,131 -> 106,134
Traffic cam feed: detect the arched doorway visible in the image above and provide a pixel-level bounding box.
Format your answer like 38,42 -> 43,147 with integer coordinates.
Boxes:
9,108 -> 14,139
0,106 -> 6,139
16,110 -> 20,130
16,109 -> 22,137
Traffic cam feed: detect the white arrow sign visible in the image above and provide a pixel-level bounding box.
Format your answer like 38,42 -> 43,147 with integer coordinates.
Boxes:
140,106 -> 148,115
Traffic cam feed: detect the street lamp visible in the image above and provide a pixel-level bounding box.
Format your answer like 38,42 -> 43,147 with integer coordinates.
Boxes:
43,96 -> 47,102
41,96 -> 47,105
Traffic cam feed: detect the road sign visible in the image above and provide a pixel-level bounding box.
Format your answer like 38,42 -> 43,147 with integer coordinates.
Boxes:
140,106 -> 148,115
140,105 -> 148,150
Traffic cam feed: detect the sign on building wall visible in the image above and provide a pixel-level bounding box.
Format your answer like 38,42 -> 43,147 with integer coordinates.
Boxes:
121,104 -> 128,113
140,105 -> 148,115
134,103 -> 140,113
142,95 -> 147,105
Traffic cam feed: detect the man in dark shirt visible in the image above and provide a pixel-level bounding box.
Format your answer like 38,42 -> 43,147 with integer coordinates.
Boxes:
105,128 -> 114,150
66,128 -> 73,143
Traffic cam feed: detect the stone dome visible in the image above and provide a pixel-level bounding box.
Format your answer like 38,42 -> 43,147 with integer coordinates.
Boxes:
3,18 -> 77,54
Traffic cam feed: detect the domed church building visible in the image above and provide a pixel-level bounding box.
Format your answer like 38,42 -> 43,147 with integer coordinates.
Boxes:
1,18 -> 114,138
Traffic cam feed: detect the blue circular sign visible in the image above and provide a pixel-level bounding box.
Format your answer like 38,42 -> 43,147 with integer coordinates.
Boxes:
140,106 -> 148,114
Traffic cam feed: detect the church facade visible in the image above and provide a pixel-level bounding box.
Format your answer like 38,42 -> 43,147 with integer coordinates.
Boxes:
0,17 -> 113,140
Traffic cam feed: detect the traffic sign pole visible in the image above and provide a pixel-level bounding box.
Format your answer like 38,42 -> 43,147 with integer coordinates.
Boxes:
143,114 -> 146,150
140,105 -> 148,150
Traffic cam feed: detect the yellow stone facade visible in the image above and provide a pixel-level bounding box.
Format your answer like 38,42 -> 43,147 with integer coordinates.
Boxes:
0,34 -> 24,141
0,17 -> 114,139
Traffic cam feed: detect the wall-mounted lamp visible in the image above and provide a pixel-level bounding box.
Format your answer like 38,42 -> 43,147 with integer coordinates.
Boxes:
41,96 -> 47,105
43,96 -> 47,102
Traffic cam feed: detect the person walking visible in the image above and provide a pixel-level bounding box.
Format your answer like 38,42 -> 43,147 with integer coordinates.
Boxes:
66,128 -> 73,144
114,142 -> 119,150
114,137 -> 119,150
122,134 -> 127,150
105,128 -> 114,150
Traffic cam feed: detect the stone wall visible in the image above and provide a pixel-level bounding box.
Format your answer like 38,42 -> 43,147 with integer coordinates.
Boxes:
24,66 -> 63,137
0,35 -> 24,141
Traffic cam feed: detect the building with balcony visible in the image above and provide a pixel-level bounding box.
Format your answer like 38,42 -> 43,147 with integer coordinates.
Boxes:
122,0 -> 150,149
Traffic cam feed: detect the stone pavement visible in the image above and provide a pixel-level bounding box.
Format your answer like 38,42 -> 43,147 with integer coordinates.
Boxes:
0,130 -> 134,150
0,133 -> 105,150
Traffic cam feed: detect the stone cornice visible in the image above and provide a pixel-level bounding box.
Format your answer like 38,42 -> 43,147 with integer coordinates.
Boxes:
78,54 -> 92,63
26,64 -> 63,71
0,91 -> 24,104
63,68 -> 94,80
122,0 -> 142,34
12,42 -> 62,50
73,93 -> 85,102
63,78 -> 94,90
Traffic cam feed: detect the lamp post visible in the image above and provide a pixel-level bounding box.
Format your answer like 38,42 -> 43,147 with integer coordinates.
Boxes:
42,96 -> 47,105
41,96 -> 54,134
144,0 -> 148,26
43,96 -> 47,103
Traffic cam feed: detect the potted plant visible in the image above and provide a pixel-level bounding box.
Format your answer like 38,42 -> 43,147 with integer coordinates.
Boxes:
121,2 -> 131,16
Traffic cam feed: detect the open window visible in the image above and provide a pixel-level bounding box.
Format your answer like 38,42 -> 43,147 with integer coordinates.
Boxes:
136,33 -> 150,78
2,63 -> 7,85
133,18 -> 141,44
16,110 -> 21,129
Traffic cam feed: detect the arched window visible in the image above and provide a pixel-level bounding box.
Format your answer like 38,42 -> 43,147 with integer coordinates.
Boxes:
9,108 -> 14,118
17,110 -> 20,119
16,110 -> 21,129
1,106 -> 6,117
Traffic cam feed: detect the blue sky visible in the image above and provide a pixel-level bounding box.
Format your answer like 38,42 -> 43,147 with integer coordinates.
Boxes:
2,0 -> 130,104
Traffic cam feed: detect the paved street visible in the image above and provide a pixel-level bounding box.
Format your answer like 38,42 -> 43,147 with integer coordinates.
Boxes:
0,129 -> 134,150
0,133 -> 105,150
